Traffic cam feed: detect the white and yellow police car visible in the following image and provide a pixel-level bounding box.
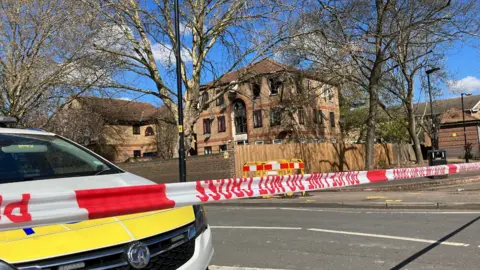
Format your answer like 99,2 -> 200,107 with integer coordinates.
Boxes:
0,117 -> 213,270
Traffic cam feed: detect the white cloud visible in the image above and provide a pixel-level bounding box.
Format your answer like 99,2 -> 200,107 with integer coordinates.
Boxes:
151,43 -> 192,65
117,97 -> 132,101
448,76 -> 480,93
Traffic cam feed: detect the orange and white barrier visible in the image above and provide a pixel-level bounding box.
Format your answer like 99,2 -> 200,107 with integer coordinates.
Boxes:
242,159 -> 305,177
0,162 -> 479,231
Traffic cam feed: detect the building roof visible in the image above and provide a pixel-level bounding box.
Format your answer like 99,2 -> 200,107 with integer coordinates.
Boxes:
73,97 -> 165,124
203,59 -> 289,87
414,94 -> 480,116
440,108 -> 480,124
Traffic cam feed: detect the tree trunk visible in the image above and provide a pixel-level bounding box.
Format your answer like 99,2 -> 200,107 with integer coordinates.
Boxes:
365,63 -> 382,170
365,83 -> 378,170
405,102 -> 423,164
365,0 -> 387,170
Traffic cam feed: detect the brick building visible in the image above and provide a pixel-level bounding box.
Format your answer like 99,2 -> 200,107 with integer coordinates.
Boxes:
63,97 -> 170,162
414,94 -> 480,158
438,108 -> 480,158
192,59 -> 340,155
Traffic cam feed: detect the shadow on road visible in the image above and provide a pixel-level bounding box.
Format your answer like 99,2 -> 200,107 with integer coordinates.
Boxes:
390,215 -> 480,270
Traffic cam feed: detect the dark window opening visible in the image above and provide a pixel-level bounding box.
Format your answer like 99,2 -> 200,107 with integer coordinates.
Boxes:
314,110 -> 324,125
218,116 -> 226,132
252,82 -> 261,99
330,112 -> 335,128
219,145 -> 227,152
216,90 -> 225,106
145,126 -> 154,136
202,91 -> 209,110
143,152 -> 157,157
204,147 -> 212,155
268,77 -> 283,96
203,119 -> 211,134
133,150 -> 141,158
270,108 -> 282,126
328,88 -> 334,103
133,125 -> 140,135
253,110 -> 262,128
298,109 -> 305,125
233,100 -> 247,134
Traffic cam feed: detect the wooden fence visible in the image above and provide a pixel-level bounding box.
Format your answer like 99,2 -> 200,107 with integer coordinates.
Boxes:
234,143 -> 393,177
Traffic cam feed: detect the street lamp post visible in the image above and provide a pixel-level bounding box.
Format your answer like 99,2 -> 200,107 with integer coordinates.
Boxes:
461,93 -> 472,163
426,67 -> 440,150
174,0 -> 186,182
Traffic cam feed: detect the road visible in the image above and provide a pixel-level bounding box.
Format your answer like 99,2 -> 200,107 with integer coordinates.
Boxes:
206,206 -> 480,270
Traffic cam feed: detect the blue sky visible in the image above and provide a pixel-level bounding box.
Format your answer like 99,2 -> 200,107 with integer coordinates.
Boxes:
115,35 -> 480,108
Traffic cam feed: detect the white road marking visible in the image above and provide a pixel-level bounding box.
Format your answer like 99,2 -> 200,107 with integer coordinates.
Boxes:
307,228 -> 470,247
365,211 -> 480,214
209,266 -> 290,270
211,226 -> 302,230
208,206 -> 480,215
208,207 -> 280,210
279,207 -> 362,213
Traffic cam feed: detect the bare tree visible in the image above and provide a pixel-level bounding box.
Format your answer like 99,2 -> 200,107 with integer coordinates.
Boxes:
47,104 -> 105,145
281,0 -> 476,169
0,0 -> 113,126
87,0 -> 299,153
155,113 -> 177,159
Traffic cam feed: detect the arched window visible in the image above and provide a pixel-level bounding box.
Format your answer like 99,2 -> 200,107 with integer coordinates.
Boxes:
233,100 -> 247,134
145,126 -> 155,136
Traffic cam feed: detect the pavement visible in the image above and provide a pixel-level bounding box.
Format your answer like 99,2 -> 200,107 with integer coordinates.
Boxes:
207,206 -> 480,269
211,171 -> 480,210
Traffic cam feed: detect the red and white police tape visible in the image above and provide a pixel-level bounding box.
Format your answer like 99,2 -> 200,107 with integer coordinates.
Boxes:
0,162 -> 479,231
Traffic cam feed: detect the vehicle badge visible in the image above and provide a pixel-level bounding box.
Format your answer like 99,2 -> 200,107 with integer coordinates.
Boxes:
126,242 -> 150,269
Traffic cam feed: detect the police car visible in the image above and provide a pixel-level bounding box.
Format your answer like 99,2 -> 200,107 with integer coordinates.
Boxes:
0,116 -> 213,270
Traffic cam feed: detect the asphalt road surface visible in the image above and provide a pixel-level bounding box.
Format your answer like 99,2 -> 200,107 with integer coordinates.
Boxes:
206,206 -> 480,270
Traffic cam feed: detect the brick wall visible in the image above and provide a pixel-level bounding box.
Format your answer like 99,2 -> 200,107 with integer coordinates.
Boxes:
439,124 -> 480,158
117,151 -> 236,183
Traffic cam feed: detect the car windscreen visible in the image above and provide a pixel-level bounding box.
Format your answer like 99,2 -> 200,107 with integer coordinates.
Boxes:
0,133 -> 122,184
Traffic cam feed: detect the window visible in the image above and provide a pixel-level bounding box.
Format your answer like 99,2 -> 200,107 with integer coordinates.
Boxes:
203,119 -> 211,134
253,110 -> 263,128
145,126 -> 154,136
201,91 -> 209,110
133,150 -> 141,158
0,134 -> 121,184
219,144 -> 227,152
218,116 -> 226,132
298,108 -> 305,125
270,108 -> 282,126
204,147 -> 212,155
233,100 -> 247,134
268,77 -> 282,96
143,152 -> 157,157
216,90 -> 225,106
314,110 -> 324,125
133,125 -> 140,135
330,111 -> 335,127
328,88 -> 334,103
252,82 -> 261,99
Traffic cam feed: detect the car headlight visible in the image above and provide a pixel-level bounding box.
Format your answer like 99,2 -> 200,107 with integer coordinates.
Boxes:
193,205 -> 208,236
0,260 -> 16,270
